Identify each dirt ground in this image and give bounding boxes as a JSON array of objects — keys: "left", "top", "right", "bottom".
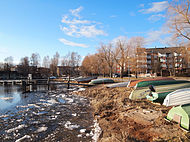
[{"left": 76, "top": 85, "right": 190, "bottom": 142}]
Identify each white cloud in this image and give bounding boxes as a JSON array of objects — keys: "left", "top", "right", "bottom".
[
  {"left": 111, "top": 36, "right": 128, "bottom": 46},
  {"left": 69, "top": 6, "right": 83, "bottom": 18},
  {"left": 61, "top": 6, "right": 107, "bottom": 38},
  {"left": 148, "top": 14, "right": 165, "bottom": 22},
  {"left": 59, "top": 38, "right": 88, "bottom": 48},
  {"left": 145, "top": 28, "right": 177, "bottom": 46},
  {"left": 140, "top": 1, "right": 169, "bottom": 14}
]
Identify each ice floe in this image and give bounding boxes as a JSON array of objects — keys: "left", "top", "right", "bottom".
[
  {"left": 6, "top": 124, "right": 27, "bottom": 133},
  {"left": 35, "top": 126, "right": 48, "bottom": 133},
  {"left": 15, "top": 135, "right": 31, "bottom": 142},
  {"left": 0, "top": 97, "right": 13, "bottom": 100},
  {"left": 64, "top": 121, "right": 80, "bottom": 130}
]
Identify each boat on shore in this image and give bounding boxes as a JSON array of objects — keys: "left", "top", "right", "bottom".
[
  {"left": 167, "top": 104, "right": 190, "bottom": 130},
  {"left": 163, "top": 88, "right": 190, "bottom": 106},
  {"left": 89, "top": 78, "right": 114, "bottom": 85},
  {"left": 106, "top": 81, "right": 129, "bottom": 88},
  {"left": 74, "top": 76, "right": 98, "bottom": 83},
  {"left": 128, "top": 77, "right": 174, "bottom": 88},
  {"left": 129, "top": 82, "right": 190, "bottom": 100},
  {"left": 136, "top": 80, "right": 189, "bottom": 88}
]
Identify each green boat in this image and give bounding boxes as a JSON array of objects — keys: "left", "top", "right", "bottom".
[
  {"left": 136, "top": 80, "right": 190, "bottom": 88},
  {"left": 89, "top": 78, "right": 114, "bottom": 84},
  {"left": 129, "top": 82, "right": 190, "bottom": 100},
  {"left": 146, "top": 91, "right": 173, "bottom": 104},
  {"left": 167, "top": 104, "right": 190, "bottom": 130}
]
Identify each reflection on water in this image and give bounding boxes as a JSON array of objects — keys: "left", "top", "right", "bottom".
[
  {"left": 0, "top": 84, "right": 58, "bottom": 111},
  {"left": 0, "top": 85, "right": 22, "bottom": 110}
]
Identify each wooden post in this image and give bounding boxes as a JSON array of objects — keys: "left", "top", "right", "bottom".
[
  {"left": 67, "top": 75, "right": 70, "bottom": 89},
  {"left": 47, "top": 77, "right": 50, "bottom": 90}
]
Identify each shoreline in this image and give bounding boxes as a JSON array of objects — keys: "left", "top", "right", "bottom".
[{"left": 76, "top": 85, "right": 190, "bottom": 142}]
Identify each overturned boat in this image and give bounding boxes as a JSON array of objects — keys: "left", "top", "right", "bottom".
[
  {"left": 106, "top": 81, "right": 129, "bottom": 88},
  {"left": 129, "top": 81, "right": 190, "bottom": 100},
  {"left": 89, "top": 78, "right": 114, "bottom": 85},
  {"left": 163, "top": 88, "right": 190, "bottom": 107},
  {"left": 167, "top": 104, "right": 190, "bottom": 130},
  {"left": 128, "top": 77, "right": 174, "bottom": 88},
  {"left": 75, "top": 76, "right": 98, "bottom": 83}
]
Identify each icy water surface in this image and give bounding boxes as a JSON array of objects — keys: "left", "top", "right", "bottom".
[{"left": 0, "top": 85, "right": 96, "bottom": 142}]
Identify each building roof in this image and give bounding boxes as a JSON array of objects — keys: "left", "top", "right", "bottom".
[{"left": 146, "top": 47, "right": 184, "bottom": 54}]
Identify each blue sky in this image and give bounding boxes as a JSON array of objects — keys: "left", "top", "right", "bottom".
[{"left": 0, "top": 0, "right": 171, "bottom": 64}]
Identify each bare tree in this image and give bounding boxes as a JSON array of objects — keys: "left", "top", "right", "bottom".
[
  {"left": 43, "top": 56, "right": 50, "bottom": 68},
  {"left": 128, "top": 37, "right": 146, "bottom": 76},
  {"left": 97, "top": 43, "right": 115, "bottom": 77},
  {"left": 4, "top": 56, "right": 13, "bottom": 71},
  {"left": 113, "top": 39, "right": 129, "bottom": 78},
  {"left": 50, "top": 52, "right": 60, "bottom": 76},
  {"left": 19, "top": 56, "right": 30, "bottom": 76},
  {"left": 167, "top": 0, "right": 190, "bottom": 44},
  {"left": 4, "top": 56, "right": 14, "bottom": 79},
  {"left": 30, "top": 53, "right": 41, "bottom": 67}
]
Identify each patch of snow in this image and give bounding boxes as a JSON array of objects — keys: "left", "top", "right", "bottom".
[
  {"left": 6, "top": 124, "right": 27, "bottom": 133},
  {"left": 64, "top": 121, "right": 80, "bottom": 130},
  {"left": 92, "top": 119, "right": 102, "bottom": 142},
  {"left": 15, "top": 135, "right": 31, "bottom": 142},
  {"left": 78, "top": 88, "right": 86, "bottom": 92},
  {"left": 35, "top": 126, "right": 48, "bottom": 133}
]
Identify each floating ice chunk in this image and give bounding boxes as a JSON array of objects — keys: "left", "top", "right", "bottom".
[
  {"left": 72, "top": 113, "right": 77, "bottom": 117},
  {"left": 65, "top": 98, "right": 74, "bottom": 103},
  {"left": 77, "top": 134, "right": 82, "bottom": 137},
  {"left": 36, "top": 127, "right": 48, "bottom": 133},
  {"left": 56, "top": 112, "right": 60, "bottom": 115},
  {"left": 80, "top": 129, "right": 86, "bottom": 133},
  {"left": 16, "top": 119, "right": 23, "bottom": 122},
  {"left": 15, "top": 135, "right": 31, "bottom": 142},
  {"left": 64, "top": 121, "right": 80, "bottom": 130},
  {"left": 16, "top": 105, "right": 28, "bottom": 108},
  {"left": 47, "top": 99, "right": 57, "bottom": 104},
  {"left": 6, "top": 124, "right": 27, "bottom": 133},
  {"left": 0, "top": 115, "right": 9, "bottom": 118},
  {"left": 0, "top": 97, "right": 13, "bottom": 100},
  {"left": 28, "top": 104, "right": 40, "bottom": 108}
]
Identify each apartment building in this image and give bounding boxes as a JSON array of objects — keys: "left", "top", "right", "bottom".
[{"left": 137, "top": 47, "right": 189, "bottom": 76}]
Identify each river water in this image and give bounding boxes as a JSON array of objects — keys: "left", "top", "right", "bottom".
[{"left": 0, "top": 85, "right": 97, "bottom": 142}]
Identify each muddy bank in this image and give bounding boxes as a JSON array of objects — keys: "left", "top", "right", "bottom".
[
  {"left": 77, "top": 86, "right": 190, "bottom": 142},
  {"left": 0, "top": 87, "right": 96, "bottom": 142}
]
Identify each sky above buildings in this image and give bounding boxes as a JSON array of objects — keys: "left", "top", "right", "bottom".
[{"left": 0, "top": 0, "right": 171, "bottom": 64}]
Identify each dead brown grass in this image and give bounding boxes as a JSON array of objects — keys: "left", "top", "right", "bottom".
[{"left": 76, "top": 85, "right": 190, "bottom": 142}]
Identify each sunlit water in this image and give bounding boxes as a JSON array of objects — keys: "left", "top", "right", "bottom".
[
  {"left": 0, "top": 85, "right": 95, "bottom": 141},
  {"left": 0, "top": 85, "right": 22, "bottom": 111}
]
